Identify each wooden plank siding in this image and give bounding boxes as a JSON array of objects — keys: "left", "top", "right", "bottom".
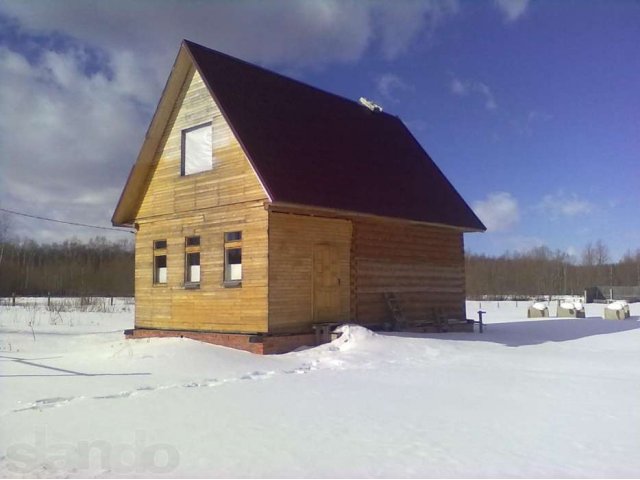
[
  {"left": 132, "top": 65, "right": 269, "bottom": 333},
  {"left": 136, "top": 66, "right": 267, "bottom": 220},
  {"left": 268, "top": 212, "right": 351, "bottom": 334},
  {"left": 351, "top": 218, "right": 467, "bottom": 326},
  {"left": 135, "top": 204, "right": 268, "bottom": 332}
]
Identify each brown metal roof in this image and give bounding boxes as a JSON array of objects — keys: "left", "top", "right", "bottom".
[{"left": 182, "top": 40, "right": 485, "bottom": 231}]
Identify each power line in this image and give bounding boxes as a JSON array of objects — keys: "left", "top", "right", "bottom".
[{"left": 0, "top": 207, "right": 134, "bottom": 234}]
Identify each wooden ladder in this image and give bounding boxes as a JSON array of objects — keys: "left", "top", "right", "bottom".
[{"left": 384, "top": 292, "right": 406, "bottom": 330}]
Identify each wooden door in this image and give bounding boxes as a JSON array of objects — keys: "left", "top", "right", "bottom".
[{"left": 313, "top": 243, "right": 341, "bottom": 323}]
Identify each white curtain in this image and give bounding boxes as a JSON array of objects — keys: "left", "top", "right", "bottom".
[
  {"left": 190, "top": 265, "right": 201, "bottom": 283},
  {"left": 157, "top": 267, "right": 167, "bottom": 284},
  {"left": 228, "top": 264, "right": 242, "bottom": 281},
  {"left": 184, "top": 124, "right": 213, "bottom": 175}
]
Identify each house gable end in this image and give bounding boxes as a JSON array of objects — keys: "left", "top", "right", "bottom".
[
  {"left": 136, "top": 67, "right": 267, "bottom": 220},
  {"left": 112, "top": 45, "right": 269, "bottom": 225}
]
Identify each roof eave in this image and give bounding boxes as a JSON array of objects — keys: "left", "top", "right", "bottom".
[
  {"left": 267, "top": 201, "right": 485, "bottom": 233},
  {"left": 111, "top": 43, "right": 194, "bottom": 226}
]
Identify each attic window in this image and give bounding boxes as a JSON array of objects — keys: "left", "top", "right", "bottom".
[{"left": 181, "top": 122, "right": 213, "bottom": 176}]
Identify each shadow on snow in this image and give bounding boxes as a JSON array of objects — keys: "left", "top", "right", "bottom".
[
  {"left": 386, "top": 317, "right": 640, "bottom": 347},
  {"left": 0, "top": 354, "right": 150, "bottom": 377}
]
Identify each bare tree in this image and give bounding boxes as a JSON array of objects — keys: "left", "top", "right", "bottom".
[
  {"left": 581, "top": 242, "right": 596, "bottom": 266},
  {"left": 593, "top": 239, "right": 610, "bottom": 265},
  {"left": 582, "top": 240, "right": 610, "bottom": 266},
  {"left": 0, "top": 211, "right": 11, "bottom": 268},
  {"left": 0, "top": 212, "right": 9, "bottom": 242}
]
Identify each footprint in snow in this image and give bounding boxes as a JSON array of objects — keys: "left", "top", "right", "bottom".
[
  {"left": 93, "top": 391, "right": 133, "bottom": 400},
  {"left": 183, "top": 381, "right": 202, "bottom": 388},
  {"left": 15, "top": 396, "right": 75, "bottom": 412},
  {"left": 240, "top": 371, "right": 273, "bottom": 380},
  {"left": 183, "top": 378, "right": 220, "bottom": 388},
  {"left": 284, "top": 363, "right": 318, "bottom": 374}
]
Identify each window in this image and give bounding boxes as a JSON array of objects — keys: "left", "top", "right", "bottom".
[
  {"left": 153, "top": 240, "right": 167, "bottom": 285},
  {"left": 224, "top": 231, "right": 242, "bottom": 242},
  {"left": 186, "top": 253, "right": 200, "bottom": 283},
  {"left": 186, "top": 236, "right": 200, "bottom": 247},
  {"left": 181, "top": 122, "right": 213, "bottom": 176},
  {"left": 185, "top": 236, "right": 201, "bottom": 286},
  {"left": 224, "top": 231, "right": 242, "bottom": 285}
]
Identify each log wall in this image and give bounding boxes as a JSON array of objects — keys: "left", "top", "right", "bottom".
[
  {"left": 268, "top": 212, "right": 351, "bottom": 334},
  {"left": 351, "top": 218, "right": 466, "bottom": 326}
]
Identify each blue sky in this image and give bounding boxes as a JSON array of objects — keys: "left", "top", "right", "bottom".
[{"left": 0, "top": 0, "right": 638, "bottom": 260}]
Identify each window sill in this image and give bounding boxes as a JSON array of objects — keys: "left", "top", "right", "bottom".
[
  {"left": 223, "top": 280, "right": 242, "bottom": 288},
  {"left": 179, "top": 165, "right": 216, "bottom": 178},
  {"left": 184, "top": 282, "right": 201, "bottom": 290}
]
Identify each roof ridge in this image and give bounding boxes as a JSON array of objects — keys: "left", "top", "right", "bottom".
[{"left": 182, "top": 39, "right": 397, "bottom": 120}]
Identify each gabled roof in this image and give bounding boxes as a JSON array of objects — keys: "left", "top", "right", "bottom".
[{"left": 113, "top": 40, "right": 485, "bottom": 232}]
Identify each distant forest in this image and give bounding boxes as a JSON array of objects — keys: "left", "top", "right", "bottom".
[
  {"left": 0, "top": 213, "right": 638, "bottom": 298},
  {"left": 0, "top": 207, "right": 134, "bottom": 297},
  {"left": 466, "top": 241, "right": 640, "bottom": 299},
  {"left": 0, "top": 235, "right": 134, "bottom": 297}
]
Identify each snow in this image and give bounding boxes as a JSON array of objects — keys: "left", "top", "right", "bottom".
[
  {"left": 607, "top": 300, "right": 629, "bottom": 311},
  {"left": 531, "top": 301, "right": 547, "bottom": 310},
  {"left": 560, "top": 301, "right": 583, "bottom": 311},
  {"left": 1, "top": 298, "right": 640, "bottom": 478}
]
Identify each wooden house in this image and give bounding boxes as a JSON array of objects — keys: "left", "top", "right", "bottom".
[{"left": 112, "top": 40, "right": 485, "bottom": 354}]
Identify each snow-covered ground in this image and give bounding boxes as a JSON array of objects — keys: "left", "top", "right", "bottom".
[{"left": 1, "top": 298, "right": 639, "bottom": 478}]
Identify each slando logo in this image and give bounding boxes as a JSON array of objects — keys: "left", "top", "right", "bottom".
[{"left": 5, "top": 428, "right": 180, "bottom": 475}]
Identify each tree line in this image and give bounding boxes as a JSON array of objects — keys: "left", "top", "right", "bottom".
[
  {"left": 0, "top": 234, "right": 134, "bottom": 297},
  {"left": 466, "top": 241, "right": 640, "bottom": 299}
]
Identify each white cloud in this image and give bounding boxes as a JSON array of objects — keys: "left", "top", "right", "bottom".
[
  {"left": 0, "top": 45, "right": 146, "bottom": 240},
  {"left": 538, "top": 192, "right": 593, "bottom": 218},
  {"left": 565, "top": 245, "right": 579, "bottom": 261},
  {"left": 450, "top": 78, "right": 467, "bottom": 95},
  {"left": 0, "top": 1, "right": 458, "bottom": 69},
  {"left": 494, "top": 0, "right": 530, "bottom": 22},
  {"left": 512, "top": 110, "right": 553, "bottom": 136},
  {"left": 373, "top": 0, "right": 459, "bottom": 59},
  {"left": 475, "top": 82, "right": 497, "bottom": 110},
  {"left": 527, "top": 110, "right": 552, "bottom": 123},
  {"left": 473, "top": 192, "right": 520, "bottom": 232},
  {"left": 450, "top": 76, "right": 497, "bottom": 110},
  {"left": 505, "top": 235, "right": 545, "bottom": 253},
  {"left": 0, "top": 1, "right": 460, "bottom": 241},
  {"left": 376, "top": 73, "right": 412, "bottom": 102}
]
